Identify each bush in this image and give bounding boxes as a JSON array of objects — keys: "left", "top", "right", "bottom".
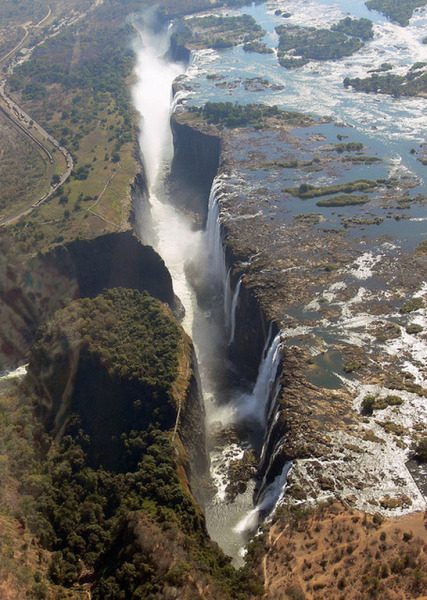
[
  {"left": 414, "top": 437, "right": 427, "bottom": 462},
  {"left": 361, "top": 394, "right": 376, "bottom": 415},
  {"left": 286, "top": 584, "right": 306, "bottom": 600}
]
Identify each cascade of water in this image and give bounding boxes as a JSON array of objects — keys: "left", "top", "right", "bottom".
[
  {"left": 132, "top": 25, "right": 183, "bottom": 193},
  {"left": 132, "top": 25, "right": 201, "bottom": 334},
  {"left": 253, "top": 332, "right": 282, "bottom": 421},
  {"left": 262, "top": 322, "right": 273, "bottom": 361},
  {"left": 265, "top": 377, "right": 282, "bottom": 430},
  {"left": 260, "top": 410, "right": 280, "bottom": 465},
  {"left": 224, "top": 268, "right": 232, "bottom": 330},
  {"left": 235, "top": 331, "right": 282, "bottom": 426},
  {"left": 228, "top": 276, "right": 242, "bottom": 346},
  {"left": 233, "top": 461, "right": 292, "bottom": 534},
  {"left": 257, "top": 439, "right": 285, "bottom": 501},
  {"left": 132, "top": 23, "right": 286, "bottom": 558},
  {"left": 170, "top": 89, "right": 187, "bottom": 113},
  {"left": 205, "top": 178, "right": 227, "bottom": 287}
]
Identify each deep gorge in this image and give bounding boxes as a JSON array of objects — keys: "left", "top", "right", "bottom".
[{"left": 131, "top": 17, "right": 289, "bottom": 559}]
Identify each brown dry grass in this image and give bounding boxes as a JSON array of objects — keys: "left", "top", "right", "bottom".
[{"left": 260, "top": 502, "right": 427, "bottom": 600}]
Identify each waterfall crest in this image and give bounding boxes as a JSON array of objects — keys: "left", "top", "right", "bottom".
[
  {"left": 234, "top": 462, "right": 292, "bottom": 534},
  {"left": 228, "top": 276, "right": 242, "bottom": 346},
  {"left": 236, "top": 331, "right": 282, "bottom": 425},
  {"left": 205, "top": 177, "right": 227, "bottom": 287}
]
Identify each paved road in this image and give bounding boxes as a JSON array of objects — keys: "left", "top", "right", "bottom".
[
  {"left": 0, "top": 24, "right": 30, "bottom": 65},
  {"left": 0, "top": 0, "right": 103, "bottom": 227}
]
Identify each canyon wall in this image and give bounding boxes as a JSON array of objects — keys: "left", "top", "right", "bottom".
[{"left": 170, "top": 115, "right": 221, "bottom": 219}]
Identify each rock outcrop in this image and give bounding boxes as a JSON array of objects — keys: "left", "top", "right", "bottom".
[
  {"left": 27, "top": 288, "right": 206, "bottom": 477},
  {"left": 0, "top": 231, "right": 175, "bottom": 370},
  {"left": 170, "top": 114, "right": 221, "bottom": 219}
]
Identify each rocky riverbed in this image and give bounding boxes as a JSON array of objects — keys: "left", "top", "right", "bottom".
[{"left": 172, "top": 106, "right": 427, "bottom": 517}]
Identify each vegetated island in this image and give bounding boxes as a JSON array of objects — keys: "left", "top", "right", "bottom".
[
  {"left": 276, "top": 17, "right": 373, "bottom": 68},
  {"left": 365, "top": 0, "right": 427, "bottom": 26},
  {"left": 174, "top": 13, "right": 265, "bottom": 50},
  {"left": 344, "top": 62, "right": 427, "bottom": 98},
  {"left": 188, "top": 101, "right": 316, "bottom": 128}
]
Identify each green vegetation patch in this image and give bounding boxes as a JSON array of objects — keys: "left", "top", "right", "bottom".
[
  {"left": 16, "top": 287, "right": 262, "bottom": 598},
  {"left": 276, "top": 21, "right": 366, "bottom": 68},
  {"left": 190, "top": 101, "right": 313, "bottom": 128},
  {"left": 286, "top": 179, "right": 379, "bottom": 198},
  {"left": 332, "top": 142, "right": 364, "bottom": 153},
  {"left": 243, "top": 40, "right": 274, "bottom": 54},
  {"left": 406, "top": 323, "right": 423, "bottom": 334},
  {"left": 32, "top": 288, "right": 182, "bottom": 389},
  {"left": 331, "top": 16, "right": 374, "bottom": 41},
  {"left": 361, "top": 394, "right": 404, "bottom": 415},
  {"left": 400, "top": 297, "right": 424, "bottom": 314},
  {"left": 344, "top": 64, "right": 427, "bottom": 98},
  {"left": 342, "top": 155, "right": 382, "bottom": 164},
  {"left": 178, "top": 13, "right": 264, "bottom": 49},
  {"left": 379, "top": 421, "right": 407, "bottom": 436},
  {"left": 28, "top": 427, "right": 257, "bottom": 598},
  {"left": 316, "top": 194, "right": 369, "bottom": 207},
  {"left": 365, "top": 0, "right": 427, "bottom": 26}
]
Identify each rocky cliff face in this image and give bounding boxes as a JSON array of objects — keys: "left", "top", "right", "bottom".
[
  {"left": 169, "top": 113, "right": 277, "bottom": 382},
  {"left": 43, "top": 231, "right": 175, "bottom": 305},
  {"left": 167, "top": 33, "right": 191, "bottom": 64},
  {"left": 170, "top": 115, "right": 221, "bottom": 219},
  {"left": 228, "top": 269, "right": 279, "bottom": 382}
]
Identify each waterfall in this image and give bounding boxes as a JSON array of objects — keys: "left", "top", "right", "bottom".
[
  {"left": 132, "top": 25, "right": 183, "bottom": 192},
  {"left": 234, "top": 461, "right": 292, "bottom": 534},
  {"left": 253, "top": 332, "right": 282, "bottom": 425},
  {"left": 205, "top": 177, "right": 227, "bottom": 287},
  {"left": 236, "top": 331, "right": 282, "bottom": 425},
  {"left": 260, "top": 409, "right": 280, "bottom": 465},
  {"left": 132, "top": 22, "right": 286, "bottom": 560},
  {"left": 228, "top": 276, "right": 242, "bottom": 346},
  {"left": 224, "top": 268, "right": 232, "bottom": 329},
  {"left": 170, "top": 89, "right": 187, "bottom": 113},
  {"left": 132, "top": 23, "right": 202, "bottom": 335},
  {"left": 262, "top": 322, "right": 273, "bottom": 361}
]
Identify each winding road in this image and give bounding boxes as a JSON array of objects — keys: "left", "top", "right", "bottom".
[
  {"left": 0, "top": 24, "right": 30, "bottom": 66},
  {"left": 0, "top": 0, "right": 103, "bottom": 227}
]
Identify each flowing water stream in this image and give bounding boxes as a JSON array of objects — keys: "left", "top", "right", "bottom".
[{"left": 132, "top": 22, "right": 272, "bottom": 561}]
